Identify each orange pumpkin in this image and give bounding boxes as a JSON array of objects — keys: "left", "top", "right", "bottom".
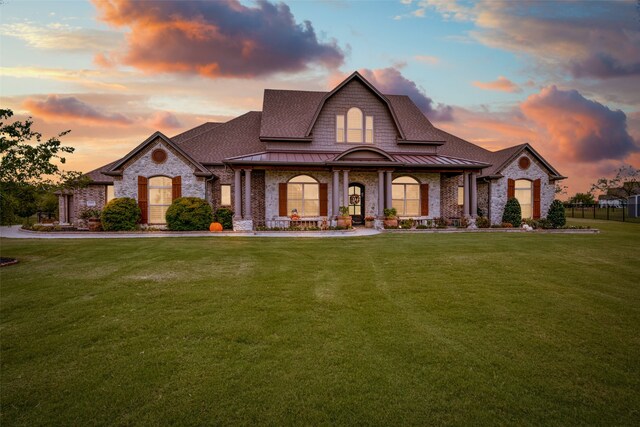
[{"left": 209, "top": 222, "right": 223, "bottom": 232}]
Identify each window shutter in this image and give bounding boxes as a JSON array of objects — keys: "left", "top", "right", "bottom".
[
  {"left": 507, "top": 178, "right": 515, "bottom": 199},
  {"left": 138, "top": 176, "right": 148, "bottom": 224},
  {"left": 533, "top": 178, "right": 541, "bottom": 219},
  {"left": 279, "top": 183, "right": 287, "bottom": 216},
  {"left": 172, "top": 176, "right": 182, "bottom": 200},
  {"left": 319, "top": 183, "right": 328, "bottom": 216},
  {"left": 420, "top": 183, "right": 429, "bottom": 216}
]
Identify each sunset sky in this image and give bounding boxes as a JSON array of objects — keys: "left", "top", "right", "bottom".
[{"left": 2, "top": 0, "right": 639, "bottom": 197}]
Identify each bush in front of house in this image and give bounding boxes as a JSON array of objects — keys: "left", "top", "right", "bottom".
[
  {"left": 502, "top": 198, "right": 521, "bottom": 227},
  {"left": 214, "top": 207, "right": 234, "bottom": 230},
  {"left": 101, "top": 198, "right": 140, "bottom": 231},
  {"left": 476, "top": 216, "right": 490, "bottom": 228},
  {"left": 166, "top": 197, "right": 213, "bottom": 231},
  {"left": 547, "top": 199, "right": 566, "bottom": 228}
]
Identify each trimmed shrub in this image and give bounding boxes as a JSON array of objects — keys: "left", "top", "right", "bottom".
[
  {"left": 502, "top": 198, "right": 521, "bottom": 227},
  {"left": 537, "top": 218, "right": 553, "bottom": 229},
  {"left": 547, "top": 199, "right": 566, "bottom": 228},
  {"left": 214, "top": 207, "right": 234, "bottom": 230},
  {"left": 166, "top": 197, "right": 213, "bottom": 231},
  {"left": 101, "top": 198, "right": 140, "bottom": 231},
  {"left": 476, "top": 216, "right": 490, "bottom": 228}
]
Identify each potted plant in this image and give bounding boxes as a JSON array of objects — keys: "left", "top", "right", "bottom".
[
  {"left": 383, "top": 207, "right": 398, "bottom": 228},
  {"left": 79, "top": 207, "right": 103, "bottom": 231},
  {"left": 364, "top": 215, "right": 375, "bottom": 228},
  {"left": 337, "top": 206, "right": 352, "bottom": 228}
]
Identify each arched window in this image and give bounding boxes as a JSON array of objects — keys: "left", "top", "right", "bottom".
[
  {"left": 148, "top": 176, "right": 172, "bottom": 224},
  {"left": 288, "top": 175, "right": 319, "bottom": 217},
  {"left": 337, "top": 108, "right": 373, "bottom": 143},
  {"left": 515, "top": 179, "right": 533, "bottom": 218},
  {"left": 392, "top": 176, "right": 420, "bottom": 216}
]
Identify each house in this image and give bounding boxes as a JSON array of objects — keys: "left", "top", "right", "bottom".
[{"left": 58, "top": 72, "right": 566, "bottom": 229}]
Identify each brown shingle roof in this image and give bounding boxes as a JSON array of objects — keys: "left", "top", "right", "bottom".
[
  {"left": 178, "top": 111, "right": 266, "bottom": 164},
  {"left": 172, "top": 122, "right": 222, "bottom": 143},
  {"left": 260, "top": 89, "right": 325, "bottom": 139},
  {"left": 84, "top": 161, "right": 117, "bottom": 183},
  {"left": 386, "top": 95, "right": 445, "bottom": 142}
]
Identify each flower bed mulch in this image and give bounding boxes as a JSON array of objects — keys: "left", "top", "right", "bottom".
[{"left": 0, "top": 257, "right": 19, "bottom": 267}]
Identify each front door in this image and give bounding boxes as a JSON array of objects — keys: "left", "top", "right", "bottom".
[{"left": 348, "top": 183, "right": 365, "bottom": 225}]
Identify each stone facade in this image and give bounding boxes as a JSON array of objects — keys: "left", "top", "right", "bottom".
[
  {"left": 440, "top": 174, "right": 463, "bottom": 219},
  {"left": 60, "top": 184, "right": 109, "bottom": 225},
  {"left": 489, "top": 151, "right": 556, "bottom": 224},
  {"left": 115, "top": 138, "right": 206, "bottom": 200}
]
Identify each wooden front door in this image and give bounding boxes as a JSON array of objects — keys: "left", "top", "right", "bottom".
[{"left": 348, "top": 183, "right": 365, "bottom": 225}]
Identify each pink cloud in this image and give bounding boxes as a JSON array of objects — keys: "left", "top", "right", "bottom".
[
  {"left": 149, "top": 111, "right": 182, "bottom": 130},
  {"left": 473, "top": 76, "right": 521, "bottom": 93},
  {"left": 92, "top": 0, "right": 344, "bottom": 78},
  {"left": 22, "top": 95, "right": 133, "bottom": 126}
]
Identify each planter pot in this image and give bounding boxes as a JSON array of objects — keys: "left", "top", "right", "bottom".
[
  {"left": 87, "top": 218, "right": 102, "bottom": 231},
  {"left": 337, "top": 216, "right": 352, "bottom": 228},
  {"left": 365, "top": 220, "right": 374, "bottom": 228},
  {"left": 383, "top": 218, "right": 398, "bottom": 228}
]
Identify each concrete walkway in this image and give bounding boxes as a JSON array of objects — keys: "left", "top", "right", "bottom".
[{"left": 0, "top": 225, "right": 381, "bottom": 239}]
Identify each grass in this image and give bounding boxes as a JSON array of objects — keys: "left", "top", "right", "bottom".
[{"left": 1, "top": 219, "right": 639, "bottom": 425}]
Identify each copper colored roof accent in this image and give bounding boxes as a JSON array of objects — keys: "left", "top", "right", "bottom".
[
  {"left": 178, "top": 111, "right": 266, "bottom": 164},
  {"left": 260, "top": 89, "right": 325, "bottom": 139}
]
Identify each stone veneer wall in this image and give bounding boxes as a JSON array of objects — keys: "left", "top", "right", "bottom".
[
  {"left": 265, "top": 170, "right": 441, "bottom": 220},
  {"left": 440, "top": 174, "right": 463, "bottom": 219},
  {"left": 489, "top": 152, "right": 556, "bottom": 224},
  {"left": 114, "top": 138, "right": 205, "bottom": 201},
  {"left": 477, "top": 182, "right": 489, "bottom": 217},
  {"left": 66, "top": 184, "right": 108, "bottom": 225}
]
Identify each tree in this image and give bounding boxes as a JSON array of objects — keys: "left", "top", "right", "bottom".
[
  {"left": 0, "top": 109, "right": 84, "bottom": 224},
  {"left": 547, "top": 200, "right": 566, "bottom": 228},
  {"left": 590, "top": 165, "right": 640, "bottom": 199},
  {"left": 569, "top": 192, "right": 595, "bottom": 205}
]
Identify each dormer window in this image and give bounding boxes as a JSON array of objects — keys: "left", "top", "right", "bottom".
[{"left": 336, "top": 108, "right": 373, "bottom": 143}]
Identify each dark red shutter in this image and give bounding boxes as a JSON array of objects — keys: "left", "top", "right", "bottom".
[
  {"left": 420, "top": 183, "right": 429, "bottom": 216},
  {"left": 138, "top": 176, "right": 148, "bottom": 224},
  {"left": 533, "top": 178, "right": 541, "bottom": 219},
  {"left": 172, "top": 176, "right": 182, "bottom": 200},
  {"left": 319, "top": 183, "right": 328, "bottom": 216},
  {"left": 279, "top": 183, "right": 287, "bottom": 216},
  {"left": 507, "top": 178, "right": 515, "bottom": 199}
]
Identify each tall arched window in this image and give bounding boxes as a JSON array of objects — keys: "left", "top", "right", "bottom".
[
  {"left": 347, "top": 107, "right": 363, "bottom": 143},
  {"left": 515, "top": 179, "right": 533, "bottom": 218},
  {"left": 392, "top": 176, "right": 420, "bottom": 216},
  {"left": 288, "top": 175, "right": 319, "bottom": 217},
  {"left": 148, "top": 176, "right": 172, "bottom": 224},
  {"left": 337, "top": 108, "right": 373, "bottom": 143}
]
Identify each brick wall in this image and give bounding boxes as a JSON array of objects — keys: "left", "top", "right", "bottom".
[
  {"left": 70, "top": 184, "right": 108, "bottom": 226},
  {"left": 440, "top": 174, "right": 463, "bottom": 219}
]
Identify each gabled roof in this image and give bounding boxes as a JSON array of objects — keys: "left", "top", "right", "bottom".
[
  {"left": 386, "top": 95, "right": 445, "bottom": 143},
  {"left": 107, "top": 131, "right": 212, "bottom": 176},
  {"left": 489, "top": 143, "right": 564, "bottom": 178},
  {"left": 173, "top": 122, "right": 222, "bottom": 143},
  {"left": 260, "top": 89, "right": 325, "bottom": 140},
  {"left": 83, "top": 161, "right": 118, "bottom": 184}
]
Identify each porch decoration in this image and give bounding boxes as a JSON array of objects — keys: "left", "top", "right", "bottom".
[
  {"left": 209, "top": 222, "right": 223, "bottom": 232},
  {"left": 337, "top": 206, "right": 352, "bottom": 228},
  {"left": 383, "top": 207, "right": 398, "bottom": 228},
  {"left": 364, "top": 215, "right": 375, "bottom": 228},
  {"left": 290, "top": 208, "right": 300, "bottom": 221}
]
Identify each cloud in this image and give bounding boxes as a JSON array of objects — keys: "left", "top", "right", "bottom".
[
  {"left": 1, "top": 66, "right": 128, "bottom": 91},
  {"left": 149, "top": 111, "right": 182, "bottom": 130},
  {"left": 0, "top": 21, "right": 122, "bottom": 52},
  {"left": 92, "top": 0, "right": 344, "bottom": 78},
  {"left": 521, "top": 86, "right": 638, "bottom": 162},
  {"left": 356, "top": 67, "right": 454, "bottom": 121},
  {"left": 414, "top": 55, "right": 440, "bottom": 65},
  {"left": 22, "top": 95, "right": 133, "bottom": 126},
  {"left": 473, "top": 76, "right": 521, "bottom": 93}
]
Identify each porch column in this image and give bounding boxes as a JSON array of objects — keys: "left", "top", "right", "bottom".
[
  {"left": 385, "top": 171, "right": 393, "bottom": 209},
  {"left": 234, "top": 169, "right": 242, "bottom": 218},
  {"left": 332, "top": 170, "right": 340, "bottom": 217},
  {"left": 463, "top": 171, "right": 470, "bottom": 217},
  {"left": 342, "top": 170, "right": 349, "bottom": 208},
  {"left": 244, "top": 169, "right": 252, "bottom": 219},
  {"left": 59, "top": 195, "right": 67, "bottom": 224},
  {"left": 470, "top": 171, "right": 478, "bottom": 218},
  {"left": 377, "top": 170, "right": 385, "bottom": 216}
]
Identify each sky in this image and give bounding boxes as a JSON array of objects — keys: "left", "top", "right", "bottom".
[{"left": 1, "top": 0, "right": 639, "bottom": 198}]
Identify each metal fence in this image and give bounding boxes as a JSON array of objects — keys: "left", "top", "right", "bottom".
[{"left": 565, "top": 202, "right": 640, "bottom": 223}]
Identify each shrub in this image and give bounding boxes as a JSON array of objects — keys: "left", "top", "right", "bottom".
[
  {"left": 502, "top": 198, "right": 521, "bottom": 227},
  {"left": 214, "top": 207, "right": 234, "bottom": 230},
  {"left": 399, "top": 219, "right": 413, "bottom": 229},
  {"left": 537, "top": 218, "right": 553, "bottom": 229},
  {"left": 522, "top": 218, "right": 539, "bottom": 229},
  {"left": 435, "top": 217, "right": 448, "bottom": 228},
  {"left": 476, "top": 216, "right": 490, "bottom": 228},
  {"left": 458, "top": 217, "right": 469, "bottom": 228},
  {"left": 501, "top": 222, "right": 514, "bottom": 228},
  {"left": 101, "top": 198, "right": 140, "bottom": 231},
  {"left": 166, "top": 197, "right": 213, "bottom": 231},
  {"left": 416, "top": 224, "right": 428, "bottom": 229},
  {"left": 79, "top": 207, "right": 102, "bottom": 220},
  {"left": 383, "top": 207, "right": 397, "bottom": 219},
  {"left": 547, "top": 199, "right": 566, "bottom": 228}
]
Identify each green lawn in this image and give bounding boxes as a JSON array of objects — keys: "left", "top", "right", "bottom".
[{"left": 1, "top": 219, "right": 639, "bottom": 426}]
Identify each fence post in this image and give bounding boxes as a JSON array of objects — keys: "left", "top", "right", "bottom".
[
  {"left": 593, "top": 204, "right": 596, "bottom": 219},
  {"left": 572, "top": 205, "right": 574, "bottom": 218},
  {"left": 623, "top": 204, "right": 625, "bottom": 222},
  {"left": 582, "top": 205, "right": 584, "bottom": 218}
]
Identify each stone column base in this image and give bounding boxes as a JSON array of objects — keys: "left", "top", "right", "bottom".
[
  {"left": 374, "top": 219, "right": 385, "bottom": 230},
  {"left": 233, "top": 219, "right": 254, "bottom": 231}
]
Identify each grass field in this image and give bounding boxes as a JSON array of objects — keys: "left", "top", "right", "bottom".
[{"left": 1, "top": 219, "right": 639, "bottom": 425}]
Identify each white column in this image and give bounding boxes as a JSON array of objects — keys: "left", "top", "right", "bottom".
[
  {"left": 385, "top": 171, "right": 393, "bottom": 209},
  {"left": 332, "top": 170, "right": 340, "bottom": 217},
  {"left": 234, "top": 169, "right": 242, "bottom": 218},
  {"left": 470, "top": 172, "right": 478, "bottom": 218},
  {"left": 342, "top": 170, "right": 349, "bottom": 208},
  {"left": 463, "top": 171, "right": 470, "bottom": 217},
  {"left": 244, "top": 169, "right": 252, "bottom": 219},
  {"left": 378, "top": 170, "right": 385, "bottom": 216},
  {"left": 59, "top": 195, "right": 67, "bottom": 224}
]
